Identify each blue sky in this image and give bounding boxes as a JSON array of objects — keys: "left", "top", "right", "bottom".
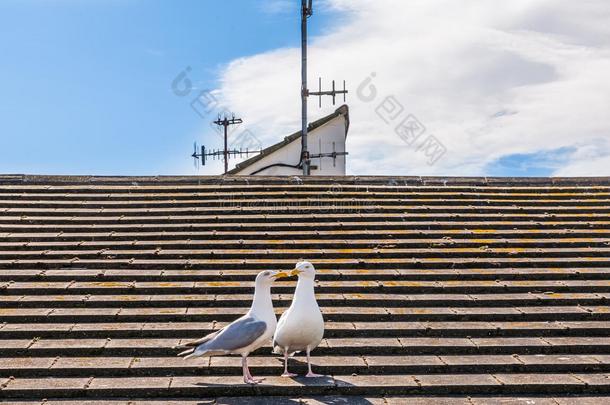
[
  {"left": 1, "top": 0, "right": 609, "bottom": 177},
  {"left": 0, "top": 0, "right": 334, "bottom": 175}
]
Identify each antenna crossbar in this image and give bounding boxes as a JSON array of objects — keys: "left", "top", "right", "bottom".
[
  {"left": 308, "top": 78, "right": 348, "bottom": 108},
  {"left": 310, "top": 140, "right": 348, "bottom": 169}
]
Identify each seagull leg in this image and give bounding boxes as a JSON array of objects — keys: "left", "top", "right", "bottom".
[
  {"left": 242, "top": 355, "right": 264, "bottom": 384},
  {"left": 281, "top": 348, "right": 297, "bottom": 377},
  {"left": 305, "top": 346, "right": 323, "bottom": 378}
]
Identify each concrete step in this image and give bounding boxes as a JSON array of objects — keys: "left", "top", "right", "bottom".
[
  {"left": 2, "top": 396, "right": 609, "bottom": 405},
  {"left": 4, "top": 205, "right": 610, "bottom": 216},
  {"left": 1, "top": 354, "right": 610, "bottom": 378},
  {"left": 3, "top": 247, "right": 610, "bottom": 262},
  {"left": 1, "top": 373, "right": 609, "bottom": 398},
  {"left": 2, "top": 337, "right": 610, "bottom": 357},
  {"left": 1, "top": 212, "right": 609, "bottom": 225},
  {"left": 1, "top": 305, "right": 607, "bottom": 323},
  {"left": 3, "top": 228, "right": 610, "bottom": 242},
  {"left": 3, "top": 258, "right": 610, "bottom": 271},
  {"left": 4, "top": 198, "right": 610, "bottom": 209},
  {"left": 2, "top": 222, "right": 610, "bottom": 235},
  {"left": 2, "top": 185, "right": 610, "bottom": 196},
  {"left": 3, "top": 267, "right": 610, "bottom": 282},
  {"left": 2, "top": 279, "right": 609, "bottom": 296},
  {"left": 3, "top": 237, "right": 610, "bottom": 251},
  {"left": 1, "top": 180, "right": 609, "bottom": 191},
  {"left": 1, "top": 292, "right": 607, "bottom": 309},
  {"left": 2, "top": 320, "right": 609, "bottom": 339}
]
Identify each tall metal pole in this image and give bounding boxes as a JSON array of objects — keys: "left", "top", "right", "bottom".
[
  {"left": 223, "top": 118, "right": 228, "bottom": 174},
  {"left": 301, "top": 0, "right": 311, "bottom": 176}
]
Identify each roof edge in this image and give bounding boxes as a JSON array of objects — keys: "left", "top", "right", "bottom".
[{"left": 2, "top": 174, "right": 610, "bottom": 186}]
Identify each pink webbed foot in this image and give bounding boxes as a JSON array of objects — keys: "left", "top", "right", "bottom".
[
  {"left": 305, "top": 372, "right": 324, "bottom": 378},
  {"left": 244, "top": 377, "right": 265, "bottom": 384},
  {"left": 281, "top": 372, "right": 298, "bottom": 378}
]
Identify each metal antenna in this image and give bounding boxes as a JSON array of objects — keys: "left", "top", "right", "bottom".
[
  {"left": 308, "top": 141, "right": 347, "bottom": 169},
  {"left": 214, "top": 114, "right": 242, "bottom": 173},
  {"left": 191, "top": 113, "right": 263, "bottom": 174},
  {"left": 300, "top": 0, "right": 348, "bottom": 176},
  {"left": 310, "top": 79, "right": 347, "bottom": 107},
  {"left": 192, "top": 142, "right": 200, "bottom": 170}
]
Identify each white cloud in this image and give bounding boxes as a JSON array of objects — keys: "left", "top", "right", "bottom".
[
  {"left": 554, "top": 138, "right": 610, "bottom": 176},
  {"left": 214, "top": 0, "right": 610, "bottom": 176}
]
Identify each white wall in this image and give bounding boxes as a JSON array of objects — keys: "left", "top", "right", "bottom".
[{"left": 233, "top": 114, "right": 347, "bottom": 176}]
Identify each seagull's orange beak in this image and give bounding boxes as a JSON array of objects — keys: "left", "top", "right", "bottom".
[
  {"left": 272, "top": 271, "right": 290, "bottom": 279},
  {"left": 290, "top": 268, "right": 302, "bottom": 277}
]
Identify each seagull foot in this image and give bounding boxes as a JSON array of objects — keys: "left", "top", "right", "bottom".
[
  {"left": 305, "top": 372, "right": 324, "bottom": 378},
  {"left": 281, "top": 372, "right": 298, "bottom": 378},
  {"left": 244, "top": 377, "right": 262, "bottom": 385}
]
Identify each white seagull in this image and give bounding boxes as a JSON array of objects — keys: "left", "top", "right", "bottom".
[
  {"left": 176, "top": 269, "right": 289, "bottom": 384},
  {"left": 273, "top": 261, "right": 324, "bottom": 377}
]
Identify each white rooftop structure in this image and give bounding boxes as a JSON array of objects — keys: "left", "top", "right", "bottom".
[{"left": 228, "top": 105, "right": 349, "bottom": 176}]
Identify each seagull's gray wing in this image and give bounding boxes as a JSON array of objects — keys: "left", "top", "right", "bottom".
[{"left": 197, "top": 316, "right": 267, "bottom": 353}]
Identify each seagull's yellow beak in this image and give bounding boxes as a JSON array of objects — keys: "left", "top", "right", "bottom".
[
  {"left": 290, "top": 268, "right": 302, "bottom": 277},
  {"left": 272, "top": 271, "right": 290, "bottom": 279}
]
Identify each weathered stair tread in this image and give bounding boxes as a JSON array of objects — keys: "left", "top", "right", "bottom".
[
  {"left": 4, "top": 258, "right": 610, "bottom": 273},
  {"left": 2, "top": 306, "right": 609, "bottom": 327},
  {"left": 3, "top": 237, "right": 610, "bottom": 251},
  {"left": 4, "top": 321, "right": 610, "bottom": 341},
  {"left": 3, "top": 267, "right": 610, "bottom": 284},
  {"left": 3, "top": 336, "right": 610, "bottom": 357},
  {"left": 2, "top": 373, "right": 610, "bottom": 398},
  {"left": 4, "top": 398, "right": 610, "bottom": 405},
  {"left": 5, "top": 206, "right": 610, "bottom": 219},
  {"left": 5, "top": 248, "right": 610, "bottom": 261},
  {"left": 1, "top": 305, "right": 606, "bottom": 317},
  {"left": 0, "top": 397, "right": 386, "bottom": 405},
  {"left": 3, "top": 267, "right": 610, "bottom": 277},
  {"left": 1, "top": 293, "right": 607, "bottom": 309},
  {"left": 3, "top": 219, "right": 610, "bottom": 231},
  {"left": 3, "top": 278, "right": 610, "bottom": 292},
  {"left": 3, "top": 228, "right": 610, "bottom": 241},
  {"left": 2, "top": 214, "right": 610, "bottom": 227},
  {"left": 4, "top": 195, "right": 610, "bottom": 204},
  {"left": 2, "top": 181, "right": 609, "bottom": 190},
  {"left": 2, "top": 354, "right": 610, "bottom": 378}
]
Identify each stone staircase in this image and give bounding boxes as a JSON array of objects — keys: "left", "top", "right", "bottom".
[{"left": 0, "top": 175, "right": 609, "bottom": 403}]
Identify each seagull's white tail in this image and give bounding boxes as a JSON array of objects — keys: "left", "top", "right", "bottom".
[
  {"left": 183, "top": 352, "right": 199, "bottom": 360},
  {"left": 179, "top": 347, "right": 224, "bottom": 360},
  {"left": 178, "top": 347, "right": 196, "bottom": 358}
]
